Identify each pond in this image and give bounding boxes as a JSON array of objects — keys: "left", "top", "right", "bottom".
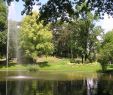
[{"left": 0, "top": 71, "right": 113, "bottom": 95}]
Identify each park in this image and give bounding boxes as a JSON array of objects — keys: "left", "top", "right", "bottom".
[{"left": 0, "top": 0, "right": 113, "bottom": 95}]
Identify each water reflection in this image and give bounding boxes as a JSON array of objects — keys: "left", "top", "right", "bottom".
[
  {"left": 87, "top": 78, "right": 97, "bottom": 95},
  {"left": 0, "top": 74, "right": 113, "bottom": 95}
]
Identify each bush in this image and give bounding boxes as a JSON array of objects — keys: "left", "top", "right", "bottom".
[
  {"left": 98, "top": 56, "right": 108, "bottom": 71},
  {"left": 27, "top": 65, "right": 39, "bottom": 72},
  {"left": 70, "top": 58, "right": 81, "bottom": 64}
]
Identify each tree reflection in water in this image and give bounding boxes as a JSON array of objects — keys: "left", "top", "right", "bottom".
[{"left": 0, "top": 74, "right": 113, "bottom": 95}]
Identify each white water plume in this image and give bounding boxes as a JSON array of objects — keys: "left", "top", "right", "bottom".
[{"left": 7, "top": 1, "right": 21, "bottom": 65}]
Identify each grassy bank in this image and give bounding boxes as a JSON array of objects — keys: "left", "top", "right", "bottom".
[{"left": 0, "top": 57, "right": 102, "bottom": 72}]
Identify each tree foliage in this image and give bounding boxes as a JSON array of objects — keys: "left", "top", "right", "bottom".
[
  {"left": 75, "top": 0, "right": 113, "bottom": 18},
  {"left": 51, "top": 13, "right": 102, "bottom": 63},
  {"left": 0, "top": 0, "right": 7, "bottom": 57},
  {"left": 19, "top": 12, "right": 54, "bottom": 61},
  {"left": 0, "top": 31, "right": 7, "bottom": 57},
  {"left": 98, "top": 31, "right": 113, "bottom": 71},
  {"left": 0, "top": 0, "right": 7, "bottom": 32},
  {"left": 6, "top": 0, "right": 113, "bottom": 22},
  {"left": 39, "top": 0, "right": 74, "bottom": 23}
]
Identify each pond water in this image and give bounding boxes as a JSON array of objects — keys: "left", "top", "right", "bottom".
[{"left": 0, "top": 71, "right": 113, "bottom": 95}]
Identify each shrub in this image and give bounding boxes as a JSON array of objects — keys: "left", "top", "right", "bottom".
[
  {"left": 27, "top": 65, "right": 39, "bottom": 72},
  {"left": 98, "top": 55, "right": 108, "bottom": 71},
  {"left": 70, "top": 58, "right": 81, "bottom": 64}
]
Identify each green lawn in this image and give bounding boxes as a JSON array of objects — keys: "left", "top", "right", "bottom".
[
  {"left": 40, "top": 63, "right": 101, "bottom": 72},
  {"left": 0, "top": 57, "right": 102, "bottom": 72}
]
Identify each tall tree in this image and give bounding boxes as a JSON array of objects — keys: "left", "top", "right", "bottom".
[
  {"left": 98, "top": 30, "right": 113, "bottom": 71},
  {"left": 19, "top": 12, "right": 54, "bottom": 62},
  {"left": 70, "top": 13, "right": 101, "bottom": 63},
  {"left": 51, "top": 13, "right": 102, "bottom": 63},
  {"left": 0, "top": 0, "right": 7, "bottom": 57}
]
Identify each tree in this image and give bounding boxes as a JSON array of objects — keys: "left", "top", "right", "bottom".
[
  {"left": 98, "top": 31, "right": 113, "bottom": 71},
  {"left": 75, "top": 0, "right": 113, "bottom": 18},
  {"left": 69, "top": 13, "right": 102, "bottom": 63},
  {"left": 0, "top": 31, "right": 7, "bottom": 57},
  {"left": 40, "top": 0, "right": 113, "bottom": 21},
  {"left": 0, "top": 0, "right": 7, "bottom": 32},
  {"left": 6, "top": 0, "right": 113, "bottom": 22},
  {"left": 51, "top": 13, "right": 102, "bottom": 63},
  {"left": 0, "top": 0, "right": 7, "bottom": 57},
  {"left": 39, "top": 0, "right": 74, "bottom": 24},
  {"left": 19, "top": 12, "right": 54, "bottom": 62},
  {"left": 87, "top": 26, "right": 103, "bottom": 62}
]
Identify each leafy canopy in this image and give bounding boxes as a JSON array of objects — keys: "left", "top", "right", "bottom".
[
  {"left": 98, "top": 31, "right": 113, "bottom": 71},
  {"left": 19, "top": 12, "right": 54, "bottom": 60},
  {"left": 0, "top": 0, "right": 7, "bottom": 56},
  {"left": 6, "top": 0, "right": 113, "bottom": 22},
  {"left": 0, "top": 0, "right": 7, "bottom": 32}
]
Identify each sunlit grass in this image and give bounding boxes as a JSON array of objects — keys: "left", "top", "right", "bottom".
[
  {"left": 40, "top": 62, "right": 101, "bottom": 72},
  {"left": 0, "top": 56, "right": 102, "bottom": 72}
]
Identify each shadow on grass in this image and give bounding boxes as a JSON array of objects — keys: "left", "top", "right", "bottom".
[
  {"left": 97, "top": 69, "right": 113, "bottom": 74},
  {"left": 0, "top": 60, "right": 50, "bottom": 68},
  {"left": 0, "top": 60, "right": 7, "bottom": 68},
  {"left": 0, "top": 61, "right": 18, "bottom": 68},
  {"left": 37, "top": 61, "right": 50, "bottom": 67}
]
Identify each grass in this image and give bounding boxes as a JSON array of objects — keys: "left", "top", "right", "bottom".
[
  {"left": 0, "top": 56, "right": 102, "bottom": 72},
  {"left": 36, "top": 56, "right": 101, "bottom": 72},
  {"left": 40, "top": 62, "right": 101, "bottom": 72}
]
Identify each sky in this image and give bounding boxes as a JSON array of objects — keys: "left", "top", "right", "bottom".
[
  {"left": 8, "top": 0, "right": 113, "bottom": 33},
  {"left": 96, "top": 14, "right": 113, "bottom": 33},
  {"left": 8, "top": 0, "right": 47, "bottom": 21}
]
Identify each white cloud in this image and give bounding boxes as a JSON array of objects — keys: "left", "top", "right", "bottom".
[{"left": 97, "top": 14, "right": 113, "bottom": 33}]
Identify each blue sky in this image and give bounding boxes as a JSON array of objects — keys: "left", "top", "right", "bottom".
[
  {"left": 8, "top": 0, "right": 113, "bottom": 33},
  {"left": 8, "top": 0, "right": 47, "bottom": 21},
  {"left": 8, "top": 0, "right": 24, "bottom": 21}
]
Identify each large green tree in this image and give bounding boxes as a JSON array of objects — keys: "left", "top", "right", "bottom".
[
  {"left": 76, "top": 13, "right": 101, "bottom": 62},
  {"left": 0, "top": 0, "right": 7, "bottom": 57},
  {"left": 19, "top": 12, "right": 54, "bottom": 62},
  {"left": 98, "top": 31, "right": 113, "bottom": 71},
  {"left": 51, "top": 12, "right": 102, "bottom": 63}
]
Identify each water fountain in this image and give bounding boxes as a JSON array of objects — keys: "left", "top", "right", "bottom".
[
  {"left": 6, "top": 1, "right": 29, "bottom": 81},
  {"left": 7, "top": 2, "right": 18, "bottom": 66}
]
